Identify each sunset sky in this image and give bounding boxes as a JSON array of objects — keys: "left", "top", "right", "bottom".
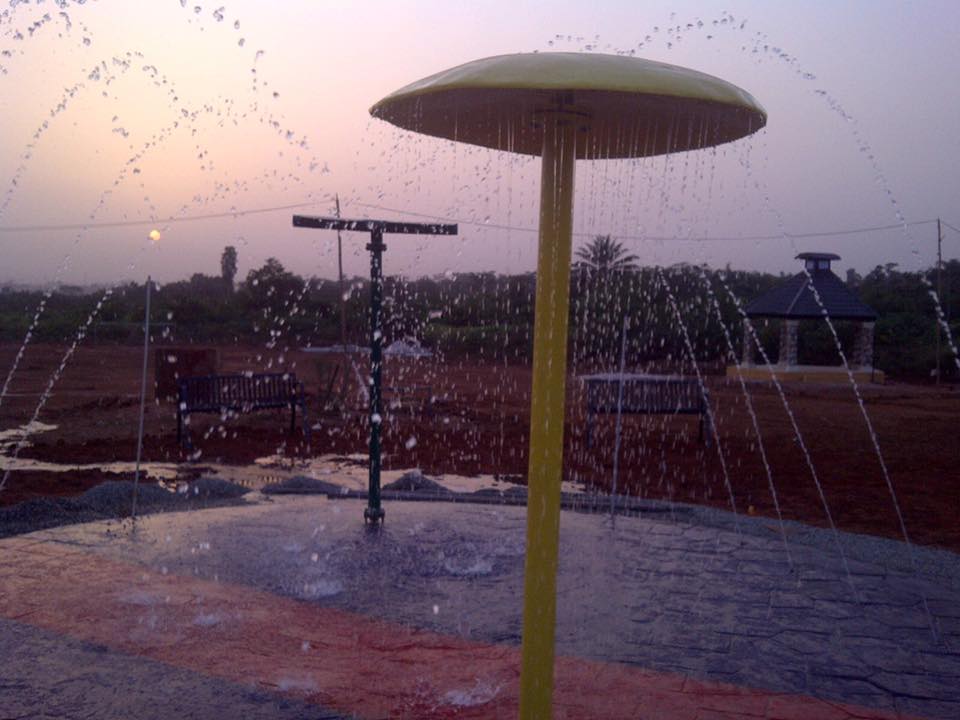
[{"left": 0, "top": 0, "right": 958, "bottom": 286}]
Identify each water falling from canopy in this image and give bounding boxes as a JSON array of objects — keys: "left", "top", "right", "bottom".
[{"left": 371, "top": 51, "right": 768, "bottom": 720}]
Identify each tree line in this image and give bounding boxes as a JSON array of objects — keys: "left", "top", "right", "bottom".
[{"left": 0, "top": 242, "right": 956, "bottom": 381}]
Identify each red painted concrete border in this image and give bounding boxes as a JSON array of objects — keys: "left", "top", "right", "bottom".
[{"left": 0, "top": 536, "right": 917, "bottom": 719}]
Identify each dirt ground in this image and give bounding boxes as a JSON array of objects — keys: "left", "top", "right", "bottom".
[{"left": 1, "top": 342, "right": 958, "bottom": 552}]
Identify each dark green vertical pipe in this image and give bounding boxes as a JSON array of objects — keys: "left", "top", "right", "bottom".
[{"left": 365, "top": 228, "right": 386, "bottom": 525}]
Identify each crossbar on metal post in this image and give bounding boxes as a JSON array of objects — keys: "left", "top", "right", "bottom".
[{"left": 292, "top": 214, "right": 456, "bottom": 525}]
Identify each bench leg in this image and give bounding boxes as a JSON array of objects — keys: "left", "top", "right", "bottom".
[
  {"left": 180, "top": 412, "right": 192, "bottom": 451},
  {"left": 301, "top": 401, "right": 311, "bottom": 447},
  {"left": 178, "top": 411, "right": 191, "bottom": 450}
]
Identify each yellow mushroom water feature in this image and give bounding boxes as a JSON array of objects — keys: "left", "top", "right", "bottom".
[{"left": 370, "top": 52, "right": 766, "bottom": 719}]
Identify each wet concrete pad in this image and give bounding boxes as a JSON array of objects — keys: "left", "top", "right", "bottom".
[{"left": 1, "top": 497, "right": 957, "bottom": 718}]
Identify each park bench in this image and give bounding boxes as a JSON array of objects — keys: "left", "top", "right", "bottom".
[
  {"left": 177, "top": 373, "right": 309, "bottom": 448},
  {"left": 580, "top": 373, "right": 712, "bottom": 448}
]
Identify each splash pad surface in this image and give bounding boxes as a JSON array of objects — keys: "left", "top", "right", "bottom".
[{"left": 2, "top": 496, "right": 957, "bottom": 719}]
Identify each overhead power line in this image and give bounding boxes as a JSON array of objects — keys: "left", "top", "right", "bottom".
[
  {"left": 0, "top": 200, "right": 327, "bottom": 233},
  {"left": 350, "top": 201, "right": 948, "bottom": 243},
  {"left": 0, "top": 194, "right": 954, "bottom": 244}
]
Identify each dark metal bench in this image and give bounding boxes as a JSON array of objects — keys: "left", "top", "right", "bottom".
[
  {"left": 581, "top": 373, "right": 712, "bottom": 448},
  {"left": 177, "top": 373, "right": 309, "bottom": 447}
]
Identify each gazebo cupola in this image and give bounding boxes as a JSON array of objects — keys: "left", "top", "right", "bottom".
[
  {"left": 800, "top": 251, "right": 839, "bottom": 273},
  {"left": 741, "top": 252, "right": 878, "bottom": 370}
]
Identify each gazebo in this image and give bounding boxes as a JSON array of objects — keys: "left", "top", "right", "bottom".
[{"left": 733, "top": 252, "right": 883, "bottom": 383}]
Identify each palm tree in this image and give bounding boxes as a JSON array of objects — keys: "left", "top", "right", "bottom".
[
  {"left": 573, "top": 236, "right": 638, "bottom": 367},
  {"left": 574, "top": 235, "right": 638, "bottom": 273}
]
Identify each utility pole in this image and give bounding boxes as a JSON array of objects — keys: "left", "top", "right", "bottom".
[
  {"left": 131, "top": 276, "right": 152, "bottom": 522},
  {"left": 936, "top": 218, "right": 943, "bottom": 385},
  {"left": 335, "top": 195, "right": 347, "bottom": 349}
]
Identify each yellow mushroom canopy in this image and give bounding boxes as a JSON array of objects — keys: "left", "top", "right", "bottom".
[{"left": 370, "top": 52, "right": 766, "bottom": 160}]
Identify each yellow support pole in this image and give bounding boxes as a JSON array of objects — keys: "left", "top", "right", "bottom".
[{"left": 519, "top": 112, "right": 577, "bottom": 720}]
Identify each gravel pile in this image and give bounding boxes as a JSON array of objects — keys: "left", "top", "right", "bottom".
[
  {"left": 382, "top": 470, "right": 450, "bottom": 494},
  {"left": 0, "top": 478, "right": 250, "bottom": 539},
  {"left": 188, "top": 476, "right": 251, "bottom": 499},
  {"left": 81, "top": 481, "right": 182, "bottom": 516}
]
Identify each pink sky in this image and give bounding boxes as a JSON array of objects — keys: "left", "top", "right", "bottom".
[{"left": 0, "top": 0, "right": 958, "bottom": 286}]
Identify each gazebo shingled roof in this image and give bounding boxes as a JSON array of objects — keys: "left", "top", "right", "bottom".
[{"left": 745, "top": 253, "right": 877, "bottom": 321}]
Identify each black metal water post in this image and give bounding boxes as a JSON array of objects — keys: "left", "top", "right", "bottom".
[
  {"left": 365, "top": 226, "right": 386, "bottom": 524},
  {"left": 292, "top": 215, "right": 457, "bottom": 525}
]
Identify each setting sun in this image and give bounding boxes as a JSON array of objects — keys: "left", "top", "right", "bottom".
[{"left": 148, "top": 229, "right": 161, "bottom": 242}]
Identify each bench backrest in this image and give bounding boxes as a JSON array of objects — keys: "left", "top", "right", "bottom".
[
  {"left": 586, "top": 377, "right": 704, "bottom": 414},
  {"left": 179, "top": 373, "right": 300, "bottom": 412}
]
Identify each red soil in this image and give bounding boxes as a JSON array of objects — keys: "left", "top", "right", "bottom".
[{"left": 2, "top": 343, "right": 958, "bottom": 551}]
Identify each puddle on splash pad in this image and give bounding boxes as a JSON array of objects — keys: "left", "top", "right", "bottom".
[
  {"left": 248, "top": 452, "right": 585, "bottom": 495},
  {"left": 0, "top": 456, "right": 182, "bottom": 480},
  {"left": 0, "top": 421, "right": 59, "bottom": 441},
  {"left": 0, "top": 421, "right": 59, "bottom": 449},
  {"left": 0, "top": 419, "right": 576, "bottom": 497},
  {"left": 0, "top": 421, "right": 181, "bottom": 480}
]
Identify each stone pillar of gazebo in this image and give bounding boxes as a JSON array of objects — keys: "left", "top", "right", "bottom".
[
  {"left": 741, "top": 318, "right": 756, "bottom": 365},
  {"left": 853, "top": 321, "right": 875, "bottom": 368},
  {"left": 779, "top": 319, "right": 799, "bottom": 366}
]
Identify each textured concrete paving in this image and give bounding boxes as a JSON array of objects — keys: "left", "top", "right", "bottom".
[
  {"left": 1, "top": 495, "right": 958, "bottom": 718},
  {"left": 0, "top": 618, "right": 342, "bottom": 719}
]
